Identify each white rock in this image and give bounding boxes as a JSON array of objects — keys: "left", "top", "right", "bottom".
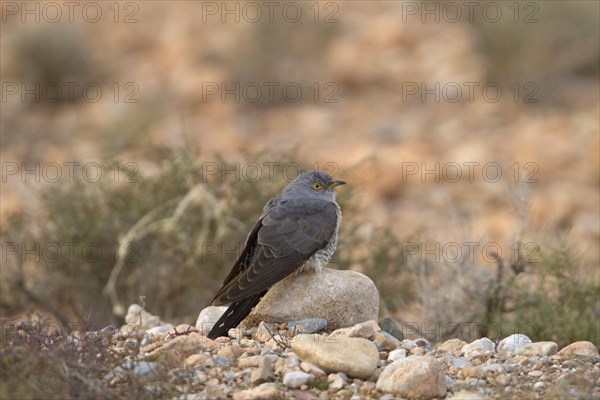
[
  {"left": 448, "top": 390, "right": 492, "bottom": 399},
  {"left": 291, "top": 334, "right": 378, "bottom": 379},
  {"left": 462, "top": 338, "right": 496, "bottom": 357},
  {"left": 195, "top": 306, "right": 228, "bottom": 334},
  {"left": 387, "top": 348, "right": 407, "bottom": 362},
  {"left": 498, "top": 334, "right": 532, "bottom": 353},
  {"left": 283, "top": 371, "right": 315, "bottom": 389},
  {"left": 301, "top": 361, "right": 326, "bottom": 377},
  {"left": 516, "top": 341, "right": 558, "bottom": 356},
  {"left": 327, "top": 373, "right": 345, "bottom": 391},
  {"left": 330, "top": 320, "right": 380, "bottom": 340},
  {"left": 232, "top": 383, "right": 280, "bottom": 400},
  {"left": 245, "top": 268, "right": 379, "bottom": 330},
  {"left": 376, "top": 355, "right": 446, "bottom": 399}
]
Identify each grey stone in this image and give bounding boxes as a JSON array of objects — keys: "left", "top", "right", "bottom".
[
  {"left": 378, "top": 317, "right": 405, "bottom": 341},
  {"left": 105, "top": 360, "right": 163, "bottom": 380},
  {"left": 245, "top": 268, "right": 379, "bottom": 330},
  {"left": 146, "top": 325, "right": 173, "bottom": 335},
  {"left": 283, "top": 371, "right": 315, "bottom": 389},
  {"left": 451, "top": 358, "right": 472, "bottom": 368},
  {"left": 287, "top": 318, "right": 328, "bottom": 334},
  {"left": 482, "top": 363, "right": 513, "bottom": 373},
  {"left": 376, "top": 355, "right": 446, "bottom": 399},
  {"left": 291, "top": 334, "right": 378, "bottom": 379},
  {"left": 414, "top": 338, "right": 432, "bottom": 349}
]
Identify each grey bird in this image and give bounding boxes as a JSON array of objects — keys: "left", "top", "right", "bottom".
[{"left": 207, "top": 170, "right": 346, "bottom": 339}]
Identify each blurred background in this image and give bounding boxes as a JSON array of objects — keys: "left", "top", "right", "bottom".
[{"left": 1, "top": 1, "right": 598, "bottom": 347}]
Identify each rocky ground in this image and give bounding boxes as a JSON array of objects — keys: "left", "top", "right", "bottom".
[
  {"left": 3, "top": 301, "right": 599, "bottom": 399},
  {"left": 43, "top": 304, "right": 595, "bottom": 400}
]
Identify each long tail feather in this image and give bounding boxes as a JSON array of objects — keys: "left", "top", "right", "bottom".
[{"left": 207, "top": 292, "right": 265, "bottom": 339}]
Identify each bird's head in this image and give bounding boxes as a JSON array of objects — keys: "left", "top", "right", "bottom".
[{"left": 282, "top": 170, "right": 346, "bottom": 201}]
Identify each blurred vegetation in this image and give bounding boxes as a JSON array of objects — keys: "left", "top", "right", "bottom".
[
  {"left": 2, "top": 146, "right": 598, "bottom": 351},
  {"left": 511, "top": 245, "right": 600, "bottom": 347},
  {"left": 1, "top": 147, "right": 283, "bottom": 327},
  {"left": 11, "top": 23, "right": 104, "bottom": 104},
  {"left": 416, "top": 237, "right": 599, "bottom": 347},
  {"left": 471, "top": 1, "right": 599, "bottom": 105},
  {"left": 225, "top": 11, "right": 339, "bottom": 108}
]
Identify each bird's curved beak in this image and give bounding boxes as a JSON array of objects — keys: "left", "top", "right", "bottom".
[{"left": 328, "top": 180, "right": 347, "bottom": 189}]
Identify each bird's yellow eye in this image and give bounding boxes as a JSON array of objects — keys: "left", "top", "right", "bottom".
[{"left": 312, "top": 182, "right": 323, "bottom": 190}]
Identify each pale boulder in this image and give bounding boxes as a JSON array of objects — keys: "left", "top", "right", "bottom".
[{"left": 245, "top": 268, "right": 378, "bottom": 330}]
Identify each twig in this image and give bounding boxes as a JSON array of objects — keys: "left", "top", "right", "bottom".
[{"left": 103, "top": 184, "right": 234, "bottom": 318}]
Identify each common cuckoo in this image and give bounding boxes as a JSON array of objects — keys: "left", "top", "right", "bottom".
[{"left": 207, "top": 170, "right": 346, "bottom": 339}]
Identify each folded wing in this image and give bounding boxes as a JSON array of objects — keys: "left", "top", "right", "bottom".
[{"left": 211, "top": 196, "right": 338, "bottom": 305}]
